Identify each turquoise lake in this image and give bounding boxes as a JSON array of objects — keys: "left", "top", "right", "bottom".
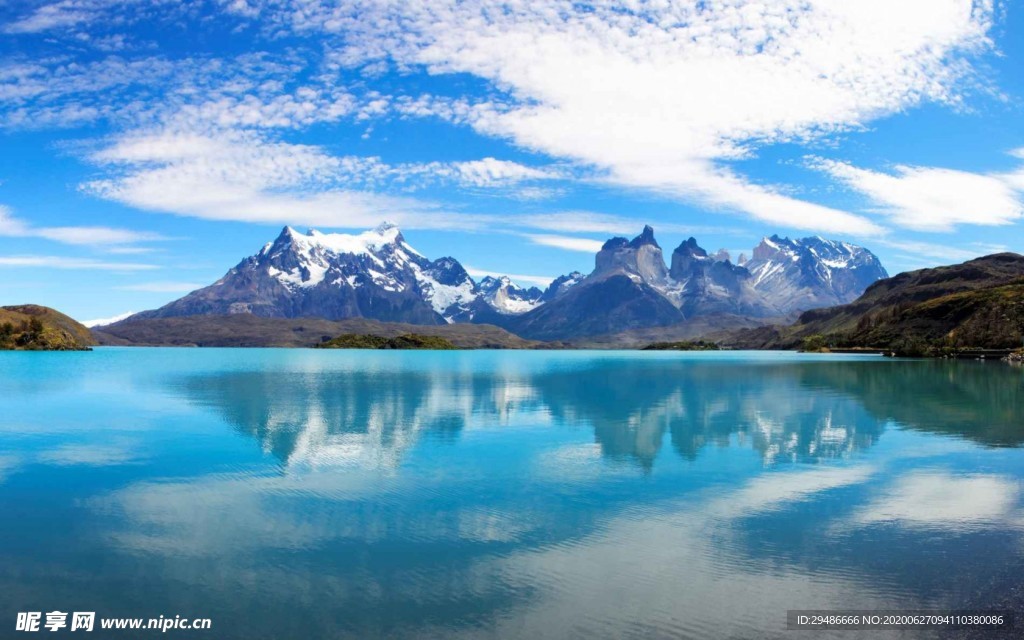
[{"left": 2, "top": 348, "right": 1024, "bottom": 638}]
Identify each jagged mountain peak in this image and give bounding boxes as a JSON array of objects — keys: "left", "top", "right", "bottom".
[
  {"left": 674, "top": 237, "right": 709, "bottom": 258},
  {"left": 540, "top": 271, "right": 584, "bottom": 302},
  {"left": 479, "top": 275, "right": 511, "bottom": 288},
  {"left": 601, "top": 236, "right": 629, "bottom": 251},
  {"left": 263, "top": 224, "right": 410, "bottom": 258},
  {"left": 629, "top": 225, "right": 659, "bottom": 249},
  {"left": 475, "top": 275, "right": 543, "bottom": 315},
  {"left": 746, "top": 234, "right": 888, "bottom": 311},
  {"left": 594, "top": 226, "right": 668, "bottom": 284}
]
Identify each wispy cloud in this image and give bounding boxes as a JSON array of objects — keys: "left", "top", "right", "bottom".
[
  {"left": 523, "top": 234, "right": 603, "bottom": 254},
  {"left": 82, "top": 130, "right": 463, "bottom": 229},
  {"left": 514, "top": 211, "right": 738, "bottom": 238},
  {"left": 0, "top": 201, "right": 168, "bottom": 248},
  {"left": 79, "top": 129, "right": 573, "bottom": 232},
  {"left": 445, "top": 158, "right": 558, "bottom": 187},
  {"left": 0, "top": 256, "right": 156, "bottom": 270},
  {"left": 464, "top": 267, "right": 553, "bottom": 288},
  {"left": 115, "top": 281, "right": 203, "bottom": 292},
  {"left": 809, "top": 156, "right": 1024, "bottom": 232},
  {"left": 875, "top": 239, "right": 991, "bottom": 263},
  {"left": 35, "top": 226, "right": 167, "bottom": 245},
  {"left": 3, "top": 0, "right": 100, "bottom": 34}
]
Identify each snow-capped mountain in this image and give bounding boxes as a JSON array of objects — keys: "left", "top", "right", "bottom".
[
  {"left": 506, "top": 227, "right": 887, "bottom": 340},
  {"left": 476, "top": 276, "right": 544, "bottom": 315},
  {"left": 745, "top": 235, "right": 889, "bottom": 311},
  {"left": 131, "top": 223, "right": 541, "bottom": 325},
  {"left": 539, "top": 271, "right": 584, "bottom": 302},
  {"left": 126, "top": 222, "right": 886, "bottom": 341}
]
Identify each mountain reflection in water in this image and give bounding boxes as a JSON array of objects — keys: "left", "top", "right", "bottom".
[{"left": 181, "top": 356, "right": 1024, "bottom": 471}]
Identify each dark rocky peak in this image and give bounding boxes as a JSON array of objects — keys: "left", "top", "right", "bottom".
[
  {"left": 595, "top": 236, "right": 633, "bottom": 273},
  {"left": 628, "top": 225, "right": 659, "bottom": 249},
  {"left": 540, "top": 271, "right": 585, "bottom": 302},
  {"left": 673, "top": 237, "right": 709, "bottom": 259},
  {"left": 669, "top": 237, "right": 712, "bottom": 280},
  {"left": 424, "top": 256, "right": 470, "bottom": 286},
  {"left": 601, "top": 237, "right": 629, "bottom": 251},
  {"left": 264, "top": 225, "right": 301, "bottom": 253},
  {"left": 257, "top": 226, "right": 312, "bottom": 273},
  {"left": 595, "top": 226, "right": 668, "bottom": 283}
]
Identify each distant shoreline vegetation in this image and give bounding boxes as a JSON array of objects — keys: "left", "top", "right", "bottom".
[
  {"left": 314, "top": 333, "right": 459, "bottom": 350},
  {"left": 641, "top": 340, "right": 721, "bottom": 351}
]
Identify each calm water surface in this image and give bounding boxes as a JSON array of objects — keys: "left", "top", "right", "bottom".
[{"left": 1, "top": 348, "right": 1024, "bottom": 639}]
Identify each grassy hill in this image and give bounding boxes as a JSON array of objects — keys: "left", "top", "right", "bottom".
[
  {"left": 0, "top": 305, "right": 95, "bottom": 351},
  {"left": 717, "top": 253, "right": 1024, "bottom": 355},
  {"left": 93, "top": 315, "right": 542, "bottom": 349}
]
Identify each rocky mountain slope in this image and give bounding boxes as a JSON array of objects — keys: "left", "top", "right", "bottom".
[
  {"left": 719, "top": 253, "right": 1024, "bottom": 353},
  {"left": 745, "top": 235, "right": 887, "bottom": 311}
]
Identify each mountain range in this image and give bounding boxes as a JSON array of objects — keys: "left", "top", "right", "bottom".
[{"left": 115, "top": 222, "right": 888, "bottom": 341}]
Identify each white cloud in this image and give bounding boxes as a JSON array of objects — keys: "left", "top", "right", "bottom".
[
  {"left": 523, "top": 234, "right": 604, "bottom": 254},
  {"left": 0, "top": 256, "right": 157, "bottom": 270},
  {"left": 81, "top": 129, "right": 577, "bottom": 232},
  {"left": 464, "top": 267, "right": 553, "bottom": 288},
  {"left": 35, "top": 226, "right": 167, "bottom": 245},
  {"left": 447, "top": 157, "right": 556, "bottom": 187},
  {"left": 279, "top": 0, "right": 994, "bottom": 235},
  {"left": 0, "top": 0, "right": 1006, "bottom": 242},
  {"left": 0, "top": 205, "right": 30, "bottom": 235},
  {"left": 810, "top": 157, "right": 1024, "bottom": 231},
  {"left": 3, "top": 0, "right": 191, "bottom": 37},
  {"left": 3, "top": 1, "right": 98, "bottom": 34},
  {"left": 82, "top": 130, "right": 478, "bottom": 230},
  {"left": 875, "top": 239, "right": 989, "bottom": 263},
  {"left": 514, "top": 211, "right": 738, "bottom": 238},
  {"left": 0, "top": 201, "right": 168, "bottom": 247},
  {"left": 115, "top": 281, "right": 203, "bottom": 292},
  {"left": 106, "top": 246, "right": 159, "bottom": 254}
]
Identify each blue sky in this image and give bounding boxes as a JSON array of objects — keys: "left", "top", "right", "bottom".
[{"left": 1, "top": 0, "right": 1024, "bottom": 322}]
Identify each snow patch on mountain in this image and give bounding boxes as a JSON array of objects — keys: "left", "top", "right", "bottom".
[
  {"left": 478, "top": 276, "right": 544, "bottom": 315},
  {"left": 82, "top": 311, "right": 137, "bottom": 328}
]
